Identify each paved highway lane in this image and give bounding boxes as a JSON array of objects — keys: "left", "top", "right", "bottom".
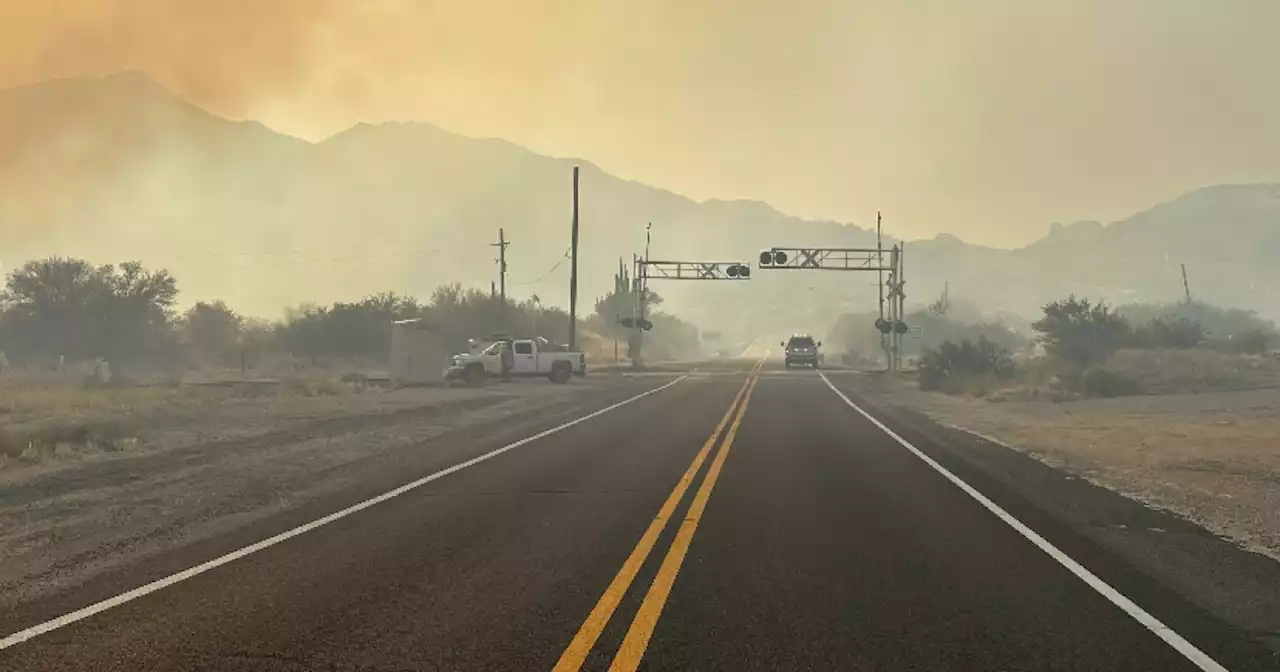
[
  {"left": 0, "top": 373, "right": 728, "bottom": 671},
  {"left": 620, "top": 371, "right": 1239, "bottom": 671},
  {"left": 2, "top": 363, "right": 1273, "bottom": 670}
]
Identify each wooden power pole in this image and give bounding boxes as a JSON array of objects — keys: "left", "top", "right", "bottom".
[
  {"left": 493, "top": 227, "right": 509, "bottom": 326},
  {"left": 568, "top": 167, "right": 581, "bottom": 350}
]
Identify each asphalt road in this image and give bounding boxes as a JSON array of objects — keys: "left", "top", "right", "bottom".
[{"left": 1, "top": 362, "right": 1274, "bottom": 670}]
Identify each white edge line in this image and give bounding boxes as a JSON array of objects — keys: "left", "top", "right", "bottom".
[
  {"left": 0, "top": 375, "right": 687, "bottom": 651},
  {"left": 817, "top": 372, "right": 1230, "bottom": 672}
]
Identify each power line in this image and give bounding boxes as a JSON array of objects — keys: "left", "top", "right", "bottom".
[
  {"left": 511, "top": 247, "right": 571, "bottom": 286},
  {"left": 159, "top": 242, "right": 491, "bottom": 263}
]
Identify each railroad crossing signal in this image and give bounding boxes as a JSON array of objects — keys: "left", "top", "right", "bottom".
[
  {"left": 640, "top": 260, "right": 752, "bottom": 280},
  {"left": 757, "top": 247, "right": 892, "bottom": 271},
  {"left": 759, "top": 243, "right": 911, "bottom": 371},
  {"left": 619, "top": 317, "right": 653, "bottom": 331},
  {"left": 874, "top": 318, "right": 909, "bottom": 335}
]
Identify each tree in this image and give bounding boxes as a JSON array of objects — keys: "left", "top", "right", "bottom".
[
  {"left": 1, "top": 257, "right": 102, "bottom": 359},
  {"left": 1032, "top": 296, "right": 1130, "bottom": 369},
  {"left": 94, "top": 262, "right": 179, "bottom": 363},
  {"left": 182, "top": 301, "right": 244, "bottom": 365},
  {"left": 276, "top": 294, "right": 421, "bottom": 363},
  {"left": 0, "top": 257, "right": 177, "bottom": 363}
]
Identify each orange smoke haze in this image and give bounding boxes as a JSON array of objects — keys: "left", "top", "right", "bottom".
[
  {"left": 0, "top": 1, "right": 335, "bottom": 115},
  {"left": 1, "top": 1, "right": 1279, "bottom": 247}
]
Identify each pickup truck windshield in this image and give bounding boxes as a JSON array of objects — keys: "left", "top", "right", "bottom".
[{"left": 788, "top": 337, "right": 815, "bottom": 348}]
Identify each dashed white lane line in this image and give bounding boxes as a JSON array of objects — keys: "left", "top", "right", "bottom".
[
  {"left": 818, "top": 371, "right": 1230, "bottom": 672},
  {"left": 0, "top": 376, "right": 687, "bottom": 651}
]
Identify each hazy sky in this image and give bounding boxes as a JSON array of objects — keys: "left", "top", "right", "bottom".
[{"left": 3, "top": 0, "right": 1278, "bottom": 247}]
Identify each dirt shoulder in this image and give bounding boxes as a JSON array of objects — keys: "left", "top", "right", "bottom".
[
  {"left": 864, "top": 378, "right": 1280, "bottom": 562},
  {"left": 0, "top": 375, "right": 663, "bottom": 609}
]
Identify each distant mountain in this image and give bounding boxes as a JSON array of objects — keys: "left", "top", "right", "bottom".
[
  {"left": 905, "top": 184, "right": 1280, "bottom": 324},
  {"left": 1, "top": 72, "right": 1277, "bottom": 334}
]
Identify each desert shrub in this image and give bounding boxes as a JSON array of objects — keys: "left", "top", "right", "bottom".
[
  {"left": 282, "top": 377, "right": 346, "bottom": 397},
  {"left": 1077, "top": 367, "right": 1144, "bottom": 398},
  {"left": 1211, "top": 328, "right": 1273, "bottom": 355},
  {"left": 1033, "top": 296, "right": 1131, "bottom": 369},
  {"left": 1105, "top": 348, "right": 1280, "bottom": 394},
  {"left": 0, "top": 428, "right": 21, "bottom": 458},
  {"left": 918, "top": 337, "right": 1015, "bottom": 395},
  {"left": 1129, "top": 317, "right": 1205, "bottom": 349},
  {"left": 1120, "top": 301, "right": 1275, "bottom": 342}
]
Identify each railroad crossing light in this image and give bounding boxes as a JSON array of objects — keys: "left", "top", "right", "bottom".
[
  {"left": 619, "top": 317, "right": 635, "bottom": 328},
  {"left": 727, "top": 264, "right": 740, "bottom": 277},
  {"left": 726, "top": 264, "right": 751, "bottom": 278},
  {"left": 638, "top": 318, "right": 654, "bottom": 331},
  {"left": 758, "top": 250, "right": 788, "bottom": 267},
  {"left": 875, "top": 318, "right": 892, "bottom": 334},
  {"left": 894, "top": 321, "right": 909, "bottom": 335}
]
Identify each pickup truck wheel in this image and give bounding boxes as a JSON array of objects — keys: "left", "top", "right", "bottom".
[
  {"left": 463, "top": 364, "right": 486, "bottom": 386},
  {"left": 549, "top": 364, "right": 571, "bottom": 384}
]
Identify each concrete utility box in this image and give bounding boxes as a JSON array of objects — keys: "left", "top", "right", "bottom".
[{"left": 390, "top": 319, "right": 449, "bottom": 386}]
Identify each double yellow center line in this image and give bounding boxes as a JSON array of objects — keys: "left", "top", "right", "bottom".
[{"left": 553, "top": 358, "right": 765, "bottom": 672}]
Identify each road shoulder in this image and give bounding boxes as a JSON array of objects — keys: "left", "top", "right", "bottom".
[{"left": 824, "top": 371, "right": 1280, "bottom": 662}]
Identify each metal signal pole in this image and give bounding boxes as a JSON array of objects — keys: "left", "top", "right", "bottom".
[
  {"left": 878, "top": 212, "right": 890, "bottom": 370},
  {"left": 632, "top": 224, "right": 653, "bottom": 369},
  {"left": 877, "top": 212, "right": 885, "bottom": 321}
]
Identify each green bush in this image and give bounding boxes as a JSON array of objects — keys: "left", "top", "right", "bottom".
[
  {"left": 919, "top": 337, "right": 1015, "bottom": 395},
  {"left": 1130, "top": 317, "right": 1205, "bottom": 349},
  {"left": 1033, "top": 296, "right": 1131, "bottom": 369},
  {"left": 1077, "top": 368, "right": 1144, "bottom": 398}
]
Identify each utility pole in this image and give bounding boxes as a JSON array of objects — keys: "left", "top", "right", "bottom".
[
  {"left": 568, "top": 166, "right": 581, "bottom": 350},
  {"left": 1181, "top": 263, "right": 1193, "bottom": 305},
  {"left": 492, "top": 227, "right": 509, "bottom": 327}
]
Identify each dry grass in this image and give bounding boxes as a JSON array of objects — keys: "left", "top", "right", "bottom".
[
  {"left": 0, "top": 368, "right": 372, "bottom": 470},
  {"left": 881, "top": 378, "right": 1280, "bottom": 560},
  {"left": 1107, "top": 348, "right": 1280, "bottom": 394},
  {"left": 934, "top": 349, "right": 1280, "bottom": 403}
]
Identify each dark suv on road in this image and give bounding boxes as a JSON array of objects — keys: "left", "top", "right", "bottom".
[{"left": 782, "top": 334, "right": 821, "bottom": 369}]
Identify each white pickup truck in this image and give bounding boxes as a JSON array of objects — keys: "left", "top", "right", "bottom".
[{"left": 447, "top": 337, "right": 586, "bottom": 384}]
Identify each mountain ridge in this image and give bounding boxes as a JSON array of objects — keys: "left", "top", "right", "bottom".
[{"left": 1, "top": 72, "right": 1276, "bottom": 328}]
